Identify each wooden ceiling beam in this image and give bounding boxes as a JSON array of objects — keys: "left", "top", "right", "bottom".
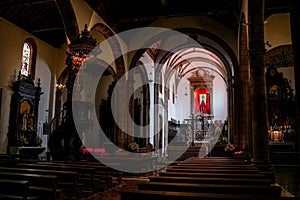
[
  {"left": 2, "top": 0, "right": 55, "bottom": 7},
  {"left": 33, "top": 27, "right": 65, "bottom": 33}
]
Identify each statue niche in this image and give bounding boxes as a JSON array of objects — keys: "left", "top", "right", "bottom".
[
  {"left": 19, "top": 100, "right": 35, "bottom": 132},
  {"left": 7, "top": 73, "right": 42, "bottom": 152}
]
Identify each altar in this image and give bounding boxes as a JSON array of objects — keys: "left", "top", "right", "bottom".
[{"left": 10, "top": 146, "right": 46, "bottom": 161}]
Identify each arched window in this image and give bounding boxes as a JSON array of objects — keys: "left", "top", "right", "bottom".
[
  {"left": 20, "top": 38, "right": 37, "bottom": 79},
  {"left": 21, "top": 42, "right": 31, "bottom": 76}
]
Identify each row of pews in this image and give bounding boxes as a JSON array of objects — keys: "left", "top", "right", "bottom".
[
  {"left": 0, "top": 154, "right": 121, "bottom": 200},
  {"left": 120, "top": 157, "right": 294, "bottom": 200}
]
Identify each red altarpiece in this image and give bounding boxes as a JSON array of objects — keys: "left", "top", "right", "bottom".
[{"left": 188, "top": 70, "right": 214, "bottom": 116}]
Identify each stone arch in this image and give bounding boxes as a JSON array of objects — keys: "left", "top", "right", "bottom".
[
  {"left": 56, "top": 0, "right": 79, "bottom": 42},
  {"left": 127, "top": 27, "right": 238, "bottom": 153},
  {"left": 89, "top": 23, "right": 129, "bottom": 148},
  {"left": 154, "top": 28, "right": 237, "bottom": 142},
  {"left": 91, "top": 23, "right": 126, "bottom": 79}
]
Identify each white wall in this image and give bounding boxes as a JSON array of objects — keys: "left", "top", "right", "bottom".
[
  {"left": 0, "top": 18, "right": 66, "bottom": 153},
  {"left": 264, "top": 13, "right": 291, "bottom": 51},
  {"left": 212, "top": 76, "right": 228, "bottom": 121},
  {"left": 264, "top": 13, "right": 294, "bottom": 90}
]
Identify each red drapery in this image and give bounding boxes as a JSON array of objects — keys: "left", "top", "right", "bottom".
[{"left": 194, "top": 88, "right": 210, "bottom": 114}]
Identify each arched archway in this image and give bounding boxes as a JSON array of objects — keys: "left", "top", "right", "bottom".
[{"left": 127, "top": 28, "right": 239, "bottom": 157}]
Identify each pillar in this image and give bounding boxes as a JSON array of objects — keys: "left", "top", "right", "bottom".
[
  {"left": 248, "top": 0, "right": 269, "bottom": 163},
  {"left": 237, "top": 15, "right": 251, "bottom": 151},
  {"left": 127, "top": 78, "right": 135, "bottom": 145},
  {"left": 289, "top": 0, "right": 300, "bottom": 151},
  {"left": 115, "top": 81, "right": 127, "bottom": 149}
]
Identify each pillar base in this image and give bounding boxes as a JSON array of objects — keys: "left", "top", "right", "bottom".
[{"left": 251, "top": 158, "right": 275, "bottom": 183}]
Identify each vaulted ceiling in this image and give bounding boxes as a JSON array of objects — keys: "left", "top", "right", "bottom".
[{"left": 0, "top": 0, "right": 290, "bottom": 48}]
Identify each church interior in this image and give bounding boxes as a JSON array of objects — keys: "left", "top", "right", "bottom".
[{"left": 0, "top": 0, "right": 300, "bottom": 199}]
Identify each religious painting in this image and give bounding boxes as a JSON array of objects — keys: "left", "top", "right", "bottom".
[
  {"left": 268, "top": 84, "right": 280, "bottom": 100},
  {"left": 194, "top": 88, "right": 210, "bottom": 114},
  {"left": 266, "top": 65, "right": 283, "bottom": 101}
]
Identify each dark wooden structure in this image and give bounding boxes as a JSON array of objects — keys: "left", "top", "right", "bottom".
[{"left": 7, "top": 73, "right": 42, "bottom": 152}]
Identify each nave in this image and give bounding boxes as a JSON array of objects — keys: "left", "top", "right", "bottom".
[{"left": 0, "top": 155, "right": 297, "bottom": 200}]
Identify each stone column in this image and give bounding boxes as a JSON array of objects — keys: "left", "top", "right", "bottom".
[
  {"left": 248, "top": 0, "right": 269, "bottom": 163},
  {"left": 154, "top": 83, "right": 160, "bottom": 152},
  {"left": 289, "top": 0, "right": 300, "bottom": 151},
  {"left": 115, "top": 81, "right": 127, "bottom": 149},
  {"left": 127, "top": 78, "right": 135, "bottom": 145},
  {"left": 143, "top": 85, "right": 150, "bottom": 143},
  {"left": 236, "top": 16, "right": 251, "bottom": 151},
  {"left": 164, "top": 86, "right": 169, "bottom": 156}
]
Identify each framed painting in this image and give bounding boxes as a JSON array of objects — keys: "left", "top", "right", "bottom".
[{"left": 268, "top": 83, "right": 281, "bottom": 100}]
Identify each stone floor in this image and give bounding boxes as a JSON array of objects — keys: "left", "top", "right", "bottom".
[{"left": 83, "top": 177, "right": 148, "bottom": 200}]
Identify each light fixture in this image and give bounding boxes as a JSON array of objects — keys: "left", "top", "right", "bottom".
[
  {"left": 265, "top": 41, "right": 271, "bottom": 48},
  {"left": 184, "top": 87, "right": 188, "bottom": 96},
  {"left": 56, "top": 83, "right": 65, "bottom": 90},
  {"left": 149, "top": 72, "right": 153, "bottom": 83}
]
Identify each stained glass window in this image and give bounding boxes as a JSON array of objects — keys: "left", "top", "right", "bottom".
[{"left": 21, "top": 42, "right": 31, "bottom": 76}]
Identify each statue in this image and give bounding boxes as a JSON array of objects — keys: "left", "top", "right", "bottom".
[
  {"left": 27, "top": 112, "right": 34, "bottom": 131},
  {"left": 271, "top": 112, "right": 279, "bottom": 127},
  {"left": 21, "top": 110, "right": 28, "bottom": 131}
]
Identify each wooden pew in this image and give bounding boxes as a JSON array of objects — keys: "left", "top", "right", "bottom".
[
  {"left": 183, "top": 157, "right": 247, "bottom": 162},
  {"left": 121, "top": 189, "right": 277, "bottom": 200},
  {"left": 177, "top": 159, "right": 249, "bottom": 165},
  {"left": 121, "top": 157, "right": 279, "bottom": 200},
  {"left": 37, "top": 161, "right": 112, "bottom": 191},
  {"left": 0, "top": 172, "right": 62, "bottom": 200},
  {"left": 172, "top": 157, "right": 276, "bottom": 183},
  {"left": 0, "top": 154, "right": 17, "bottom": 165},
  {"left": 50, "top": 160, "right": 123, "bottom": 185},
  {"left": 165, "top": 168, "right": 260, "bottom": 174},
  {"left": 0, "top": 167, "right": 80, "bottom": 199},
  {"left": 148, "top": 176, "right": 273, "bottom": 186},
  {"left": 0, "top": 179, "right": 40, "bottom": 200},
  {"left": 157, "top": 171, "right": 268, "bottom": 179},
  {"left": 137, "top": 181, "right": 281, "bottom": 197},
  {"left": 169, "top": 164, "right": 258, "bottom": 170},
  {"left": 15, "top": 163, "right": 95, "bottom": 180},
  {"left": 170, "top": 157, "right": 256, "bottom": 167},
  {"left": 13, "top": 163, "right": 94, "bottom": 195},
  {"left": 0, "top": 166, "right": 78, "bottom": 183}
]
